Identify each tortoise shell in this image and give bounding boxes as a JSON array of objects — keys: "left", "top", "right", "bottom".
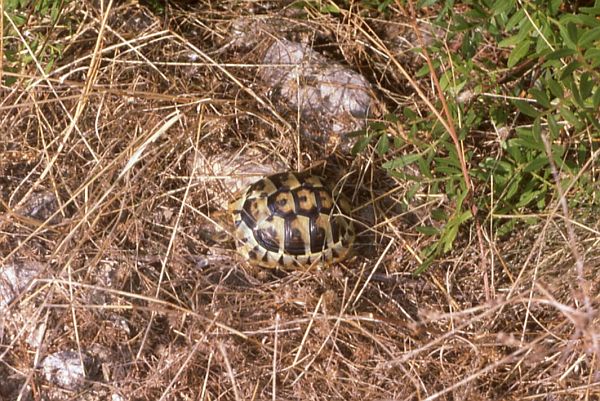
[{"left": 229, "top": 172, "right": 355, "bottom": 268}]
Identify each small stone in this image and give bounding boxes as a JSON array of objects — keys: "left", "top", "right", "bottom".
[
  {"left": 26, "top": 321, "right": 47, "bottom": 348},
  {"left": 16, "top": 190, "right": 62, "bottom": 224},
  {"left": 190, "top": 146, "right": 286, "bottom": 207},
  {"left": 0, "top": 261, "right": 43, "bottom": 310},
  {"left": 40, "top": 350, "right": 96, "bottom": 390}
]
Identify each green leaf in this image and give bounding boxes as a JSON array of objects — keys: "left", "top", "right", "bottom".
[
  {"left": 369, "top": 121, "right": 387, "bottom": 131},
  {"left": 536, "top": 197, "right": 547, "bottom": 209},
  {"left": 560, "top": 60, "right": 582, "bottom": 80},
  {"left": 453, "top": 15, "right": 473, "bottom": 31},
  {"left": 491, "top": 0, "right": 515, "bottom": 15},
  {"left": 416, "top": 63, "right": 431, "bottom": 78},
  {"left": 579, "top": 72, "right": 593, "bottom": 99},
  {"left": 393, "top": 136, "right": 405, "bottom": 147},
  {"left": 431, "top": 208, "right": 447, "bottom": 221},
  {"left": 50, "top": 2, "right": 62, "bottom": 24},
  {"left": 584, "top": 48, "right": 600, "bottom": 67},
  {"left": 346, "top": 128, "right": 367, "bottom": 138},
  {"left": 403, "top": 107, "right": 418, "bottom": 120},
  {"left": 516, "top": 189, "right": 542, "bottom": 208},
  {"left": 441, "top": 210, "right": 472, "bottom": 253},
  {"left": 456, "top": 208, "right": 473, "bottom": 225},
  {"left": 407, "top": 182, "right": 420, "bottom": 200},
  {"left": 549, "top": 0, "right": 562, "bottom": 15},
  {"left": 11, "top": 13, "right": 27, "bottom": 26},
  {"left": 532, "top": 117, "right": 542, "bottom": 140},
  {"left": 442, "top": 224, "right": 460, "bottom": 253},
  {"left": 593, "top": 87, "right": 600, "bottom": 109},
  {"left": 35, "top": 0, "right": 48, "bottom": 14},
  {"left": 415, "top": 254, "right": 435, "bottom": 275},
  {"left": 506, "top": 138, "right": 524, "bottom": 161},
  {"left": 290, "top": 1, "right": 310, "bottom": 10},
  {"left": 536, "top": 23, "right": 553, "bottom": 53},
  {"left": 383, "top": 154, "right": 422, "bottom": 170},
  {"left": 578, "top": 26, "right": 600, "bottom": 46},
  {"left": 545, "top": 48, "right": 576, "bottom": 60},
  {"left": 416, "top": 226, "right": 440, "bottom": 236},
  {"left": 569, "top": 80, "right": 584, "bottom": 107},
  {"left": 546, "top": 78, "right": 564, "bottom": 99},
  {"left": 559, "top": 23, "right": 578, "bottom": 49},
  {"left": 320, "top": 4, "right": 340, "bottom": 14},
  {"left": 417, "top": 154, "right": 434, "bottom": 178},
  {"left": 551, "top": 144, "right": 566, "bottom": 160},
  {"left": 580, "top": 7, "right": 600, "bottom": 16},
  {"left": 512, "top": 99, "right": 539, "bottom": 118},
  {"left": 567, "top": 22, "right": 579, "bottom": 44},
  {"left": 384, "top": 113, "right": 399, "bottom": 123},
  {"left": 467, "top": 3, "right": 488, "bottom": 20},
  {"left": 497, "top": 220, "right": 517, "bottom": 237},
  {"left": 351, "top": 136, "right": 371, "bottom": 155},
  {"left": 436, "top": 0, "right": 454, "bottom": 19},
  {"left": 548, "top": 114, "right": 560, "bottom": 139},
  {"left": 506, "top": 7, "right": 526, "bottom": 30},
  {"left": 505, "top": 177, "right": 521, "bottom": 200},
  {"left": 418, "top": 0, "right": 438, "bottom": 7},
  {"left": 516, "top": 18, "right": 533, "bottom": 40},
  {"left": 529, "top": 88, "right": 550, "bottom": 108},
  {"left": 511, "top": 137, "right": 544, "bottom": 152},
  {"left": 499, "top": 34, "right": 522, "bottom": 47},
  {"left": 44, "top": 58, "right": 55, "bottom": 73},
  {"left": 523, "top": 155, "right": 549, "bottom": 173},
  {"left": 3, "top": 75, "right": 18, "bottom": 86},
  {"left": 375, "top": 134, "right": 389, "bottom": 156},
  {"left": 559, "top": 106, "right": 581, "bottom": 129},
  {"left": 436, "top": 167, "right": 462, "bottom": 178},
  {"left": 507, "top": 39, "right": 531, "bottom": 67}
]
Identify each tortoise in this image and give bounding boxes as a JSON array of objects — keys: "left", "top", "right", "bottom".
[{"left": 228, "top": 171, "right": 355, "bottom": 269}]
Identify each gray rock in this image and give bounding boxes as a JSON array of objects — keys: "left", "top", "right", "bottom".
[
  {"left": 190, "top": 146, "right": 287, "bottom": 207},
  {"left": 261, "top": 39, "right": 373, "bottom": 141},
  {"left": 16, "top": 190, "right": 62, "bottom": 224},
  {"left": 40, "top": 350, "right": 96, "bottom": 390},
  {"left": 0, "top": 261, "right": 43, "bottom": 310}
]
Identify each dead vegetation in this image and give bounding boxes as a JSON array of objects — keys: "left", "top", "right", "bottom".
[{"left": 1, "top": 1, "right": 599, "bottom": 400}]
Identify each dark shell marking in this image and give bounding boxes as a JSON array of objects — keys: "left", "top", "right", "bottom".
[{"left": 229, "top": 172, "right": 354, "bottom": 268}]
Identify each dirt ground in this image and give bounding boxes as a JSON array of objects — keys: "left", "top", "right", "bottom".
[{"left": 1, "top": 1, "right": 599, "bottom": 400}]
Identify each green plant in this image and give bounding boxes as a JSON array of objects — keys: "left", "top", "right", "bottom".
[
  {"left": 357, "top": 0, "right": 600, "bottom": 271},
  {"left": 2, "top": 0, "right": 68, "bottom": 84},
  {"left": 140, "top": 0, "right": 165, "bottom": 15},
  {"left": 290, "top": 0, "right": 394, "bottom": 14}
]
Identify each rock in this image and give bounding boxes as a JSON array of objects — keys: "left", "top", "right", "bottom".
[
  {"left": 40, "top": 350, "right": 96, "bottom": 391},
  {"left": 0, "top": 260, "right": 43, "bottom": 310},
  {"left": 190, "top": 146, "right": 287, "bottom": 207},
  {"left": 16, "top": 190, "right": 62, "bottom": 224},
  {"left": 261, "top": 39, "right": 373, "bottom": 148}
]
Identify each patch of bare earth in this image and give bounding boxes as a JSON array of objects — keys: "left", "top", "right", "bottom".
[{"left": 1, "top": 1, "right": 598, "bottom": 400}]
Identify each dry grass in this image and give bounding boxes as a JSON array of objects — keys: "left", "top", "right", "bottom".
[{"left": 1, "top": 1, "right": 599, "bottom": 400}]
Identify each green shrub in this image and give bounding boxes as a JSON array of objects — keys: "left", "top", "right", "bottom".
[
  {"left": 2, "top": 0, "right": 68, "bottom": 84},
  {"left": 354, "top": 0, "right": 600, "bottom": 270}
]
